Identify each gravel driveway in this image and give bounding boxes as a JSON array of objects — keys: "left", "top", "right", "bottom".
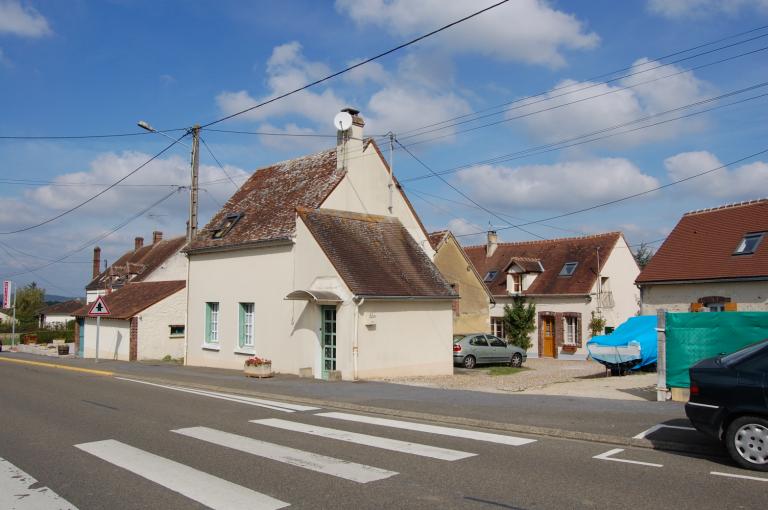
[{"left": 373, "top": 358, "right": 657, "bottom": 401}]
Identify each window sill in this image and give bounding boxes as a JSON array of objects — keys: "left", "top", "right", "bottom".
[
  {"left": 169, "top": 334, "right": 185, "bottom": 339},
  {"left": 202, "top": 343, "right": 220, "bottom": 351},
  {"left": 233, "top": 348, "right": 256, "bottom": 356},
  {"left": 561, "top": 344, "right": 579, "bottom": 353}
]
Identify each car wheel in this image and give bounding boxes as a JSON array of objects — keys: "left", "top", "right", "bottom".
[
  {"left": 509, "top": 353, "right": 523, "bottom": 368},
  {"left": 462, "top": 355, "right": 476, "bottom": 369},
  {"left": 725, "top": 416, "right": 768, "bottom": 471}
]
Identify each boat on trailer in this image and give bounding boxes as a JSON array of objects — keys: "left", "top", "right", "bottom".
[{"left": 586, "top": 315, "right": 657, "bottom": 375}]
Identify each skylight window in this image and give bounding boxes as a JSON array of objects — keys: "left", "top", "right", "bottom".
[
  {"left": 559, "top": 262, "right": 578, "bottom": 276},
  {"left": 484, "top": 270, "right": 498, "bottom": 282},
  {"left": 734, "top": 232, "right": 764, "bottom": 255},
  {"left": 211, "top": 213, "right": 242, "bottom": 239}
]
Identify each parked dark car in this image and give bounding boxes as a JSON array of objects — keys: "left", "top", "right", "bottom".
[
  {"left": 452, "top": 333, "right": 527, "bottom": 369},
  {"left": 685, "top": 338, "right": 768, "bottom": 471}
]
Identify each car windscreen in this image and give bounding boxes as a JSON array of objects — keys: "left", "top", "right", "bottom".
[
  {"left": 721, "top": 338, "right": 768, "bottom": 367},
  {"left": 453, "top": 335, "right": 466, "bottom": 344}
]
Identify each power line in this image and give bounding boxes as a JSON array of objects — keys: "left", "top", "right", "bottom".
[
  {"left": 200, "top": 0, "right": 512, "bottom": 128},
  {"left": 453, "top": 146, "right": 768, "bottom": 238},
  {"left": 203, "top": 128, "right": 338, "bottom": 138},
  {"left": 0, "top": 240, "right": 90, "bottom": 264},
  {"left": 0, "top": 178, "right": 184, "bottom": 188},
  {"left": 398, "top": 25, "right": 768, "bottom": 139},
  {"left": 200, "top": 137, "right": 239, "bottom": 190},
  {"left": 395, "top": 138, "right": 547, "bottom": 240},
  {"left": 0, "top": 128, "right": 186, "bottom": 140},
  {"left": 402, "top": 82, "right": 768, "bottom": 182},
  {"left": 0, "top": 132, "right": 188, "bottom": 235}
]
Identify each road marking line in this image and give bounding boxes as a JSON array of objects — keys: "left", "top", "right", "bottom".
[
  {"left": 115, "top": 377, "right": 318, "bottom": 412},
  {"left": 173, "top": 426, "right": 397, "bottom": 483},
  {"left": 593, "top": 448, "right": 663, "bottom": 467},
  {"left": 0, "top": 356, "right": 113, "bottom": 376},
  {"left": 315, "top": 412, "right": 536, "bottom": 446},
  {"left": 633, "top": 424, "right": 697, "bottom": 439},
  {"left": 251, "top": 418, "right": 476, "bottom": 461},
  {"left": 711, "top": 471, "right": 768, "bottom": 482},
  {"left": 74, "top": 439, "right": 288, "bottom": 510},
  {"left": 0, "top": 457, "right": 79, "bottom": 510}
]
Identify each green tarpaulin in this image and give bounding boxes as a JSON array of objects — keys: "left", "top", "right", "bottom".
[{"left": 666, "top": 312, "right": 768, "bottom": 388}]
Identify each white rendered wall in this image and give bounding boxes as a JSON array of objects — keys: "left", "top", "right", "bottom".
[
  {"left": 43, "top": 313, "right": 73, "bottom": 328},
  {"left": 641, "top": 281, "right": 768, "bottom": 314},
  {"left": 136, "top": 289, "right": 186, "bottom": 360},
  {"left": 86, "top": 289, "right": 105, "bottom": 304},
  {"left": 596, "top": 236, "right": 641, "bottom": 329},
  {"left": 82, "top": 317, "right": 130, "bottom": 360},
  {"left": 142, "top": 250, "right": 188, "bottom": 282}
]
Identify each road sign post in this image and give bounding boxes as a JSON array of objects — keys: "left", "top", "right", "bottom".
[{"left": 87, "top": 295, "right": 111, "bottom": 363}]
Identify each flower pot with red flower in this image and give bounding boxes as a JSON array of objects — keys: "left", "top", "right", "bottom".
[{"left": 244, "top": 356, "right": 273, "bottom": 378}]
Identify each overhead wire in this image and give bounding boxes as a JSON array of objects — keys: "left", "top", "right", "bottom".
[{"left": 200, "top": 137, "right": 240, "bottom": 190}]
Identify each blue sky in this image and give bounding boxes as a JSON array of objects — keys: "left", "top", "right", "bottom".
[{"left": 1, "top": 0, "right": 767, "bottom": 296}]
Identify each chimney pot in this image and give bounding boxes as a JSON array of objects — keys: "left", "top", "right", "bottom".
[
  {"left": 134, "top": 237, "right": 144, "bottom": 251},
  {"left": 92, "top": 247, "right": 101, "bottom": 279},
  {"left": 152, "top": 231, "right": 163, "bottom": 244},
  {"left": 487, "top": 230, "right": 498, "bottom": 258}
]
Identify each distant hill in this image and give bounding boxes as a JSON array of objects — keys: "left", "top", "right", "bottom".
[{"left": 44, "top": 294, "right": 79, "bottom": 303}]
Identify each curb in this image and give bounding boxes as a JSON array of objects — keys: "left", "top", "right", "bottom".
[
  {"left": 0, "top": 356, "right": 114, "bottom": 377},
  {"left": 111, "top": 372, "right": 724, "bottom": 458}
]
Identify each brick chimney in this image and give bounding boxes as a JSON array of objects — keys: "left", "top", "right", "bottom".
[
  {"left": 152, "top": 231, "right": 163, "bottom": 244},
  {"left": 336, "top": 107, "right": 364, "bottom": 171},
  {"left": 486, "top": 230, "right": 498, "bottom": 258},
  {"left": 92, "top": 247, "right": 101, "bottom": 279},
  {"left": 134, "top": 237, "right": 144, "bottom": 251}
]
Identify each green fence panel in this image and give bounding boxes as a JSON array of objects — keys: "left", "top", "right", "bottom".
[{"left": 666, "top": 312, "right": 768, "bottom": 388}]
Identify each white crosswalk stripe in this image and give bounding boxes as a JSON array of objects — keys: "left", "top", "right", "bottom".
[
  {"left": 251, "top": 418, "right": 476, "bottom": 461},
  {"left": 74, "top": 440, "right": 289, "bottom": 510},
  {"left": 115, "top": 377, "right": 319, "bottom": 412},
  {"left": 316, "top": 412, "right": 537, "bottom": 446},
  {"left": 173, "top": 426, "right": 398, "bottom": 483},
  {"left": 0, "top": 457, "right": 78, "bottom": 510}
]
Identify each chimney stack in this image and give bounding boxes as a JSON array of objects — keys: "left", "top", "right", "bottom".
[
  {"left": 336, "top": 107, "right": 365, "bottom": 171},
  {"left": 134, "top": 237, "right": 144, "bottom": 251},
  {"left": 486, "top": 230, "right": 498, "bottom": 258},
  {"left": 92, "top": 247, "right": 101, "bottom": 279},
  {"left": 152, "top": 231, "right": 163, "bottom": 244}
]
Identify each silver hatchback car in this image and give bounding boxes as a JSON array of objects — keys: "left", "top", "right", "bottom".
[{"left": 453, "top": 333, "right": 527, "bottom": 369}]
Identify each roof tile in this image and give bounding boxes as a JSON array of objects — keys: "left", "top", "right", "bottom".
[{"left": 75, "top": 281, "right": 186, "bottom": 320}]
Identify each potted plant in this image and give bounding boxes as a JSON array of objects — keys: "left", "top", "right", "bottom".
[{"left": 243, "top": 356, "right": 273, "bottom": 378}]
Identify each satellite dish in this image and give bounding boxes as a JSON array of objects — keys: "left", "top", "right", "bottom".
[{"left": 333, "top": 111, "right": 353, "bottom": 131}]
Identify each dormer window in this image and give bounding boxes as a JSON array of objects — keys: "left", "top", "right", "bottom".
[
  {"left": 484, "top": 270, "right": 498, "bottom": 282},
  {"left": 512, "top": 273, "right": 522, "bottom": 293},
  {"left": 211, "top": 213, "right": 242, "bottom": 239},
  {"left": 559, "top": 262, "right": 578, "bottom": 276},
  {"left": 733, "top": 232, "right": 763, "bottom": 255}
]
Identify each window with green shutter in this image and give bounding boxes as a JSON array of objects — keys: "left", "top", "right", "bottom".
[
  {"left": 239, "top": 302, "right": 254, "bottom": 348},
  {"left": 205, "top": 302, "right": 219, "bottom": 344}
]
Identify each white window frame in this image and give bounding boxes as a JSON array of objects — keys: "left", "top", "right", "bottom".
[
  {"left": 491, "top": 317, "right": 505, "bottom": 339},
  {"left": 564, "top": 316, "right": 578, "bottom": 346},
  {"left": 204, "top": 302, "right": 220, "bottom": 349},
  {"left": 242, "top": 302, "right": 255, "bottom": 348}
]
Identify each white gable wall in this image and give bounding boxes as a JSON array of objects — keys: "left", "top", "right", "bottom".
[
  {"left": 592, "top": 236, "right": 641, "bottom": 328},
  {"left": 136, "top": 289, "right": 186, "bottom": 360},
  {"left": 82, "top": 318, "right": 130, "bottom": 360},
  {"left": 142, "top": 250, "right": 188, "bottom": 282}
]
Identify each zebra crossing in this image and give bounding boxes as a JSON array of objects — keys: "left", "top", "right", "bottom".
[{"left": 68, "top": 404, "right": 537, "bottom": 509}]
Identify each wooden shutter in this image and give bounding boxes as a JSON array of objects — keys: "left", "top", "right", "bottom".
[
  {"left": 205, "top": 303, "right": 211, "bottom": 342},
  {"left": 238, "top": 303, "right": 245, "bottom": 348},
  {"left": 724, "top": 302, "right": 738, "bottom": 312},
  {"left": 690, "top": 303, "right": 703, "bottom": 312},
  {"left": 576, "top": 314, "right": 583, "bottom": 347}
]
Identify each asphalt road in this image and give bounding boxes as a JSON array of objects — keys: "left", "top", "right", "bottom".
[{"left": 1, "top": 362, "right": 765, "bottom": 510}]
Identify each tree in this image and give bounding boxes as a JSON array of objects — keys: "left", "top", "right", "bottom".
[
  {"left": 633, "top": 243, "right": 655, "bottom": 269},
  {"left": 15, "top": 282, "right": 45, "bottom": 330},
  {"left": 501, "top": 296, "right": 536, "bottom": 351}
]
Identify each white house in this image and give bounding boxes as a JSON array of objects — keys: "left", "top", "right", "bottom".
[
  {"left": 464, "top": 231, "right": 640, "bottom": 359},
  {"left": 637, "top": 199, "right": 768, "bottom": 314},
  {"left": 0, "top": 309, "right": 15, "bottom": 326},
  {"left": 184, "top": 108, "right": 456, "bottom": 379},
  {"left": 38, "top": 299, "right": 83, "bottom": 329}
]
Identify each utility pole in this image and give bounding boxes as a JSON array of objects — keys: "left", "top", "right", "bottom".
[
  {"left": 388, "top": 132, "right": 394, "bottom": 214},
  {"left": 188, "top": 125, "right": 200, "bottom": 243}
]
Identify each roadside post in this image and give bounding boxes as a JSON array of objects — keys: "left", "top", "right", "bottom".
[
  {"left": 656, "top": 309, "right": 668, "bottom": 401},
  {"left": 2, "top": 280, "right": 13, "bottom": 348},
  {"left": 87, "top": 296, "right": 111, "bottom": 363}
]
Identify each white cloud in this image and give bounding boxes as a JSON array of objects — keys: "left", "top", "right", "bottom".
[
  {"left": 341, "top": 59, "right": 388, "bottom": 85},
  {"left": 648, "top": 0, "right": 768, "bottom": 18},
  {"left": 364, "top": 86, "right": 471, "bottom": 136},
  {"left": 664, "top": 151, "right": 768, "bottom": 200},
  {"left": 454, "top": 158, "right": 659, "bottom": 211},
  {"left": 0, "top": 47, "right": 12, "bottom": 67},
  {"left": 517, "top": 57, "right": 713, "bottom": 146},
  {"left": 254, "top": 122, "right": 332, "bottom": 152},
  {"left": 335, "top": 0, "right": 599, "bottom": 68},
  {"left": 0, "top": 1, "right": 51, "bottom": 38}
]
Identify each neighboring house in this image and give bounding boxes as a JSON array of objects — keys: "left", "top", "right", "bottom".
[
  {"left": 185, "top": 108, "right": 456, "bottom": 379},
  {"left": 429, "top": 230, "right": 494, "bottom": 335},
  {"left": 0, "top": 309, "right": 15, "bottom": 325},
  {"left": 464, "top": 231, "right": 640, "bottom": 359},
  {"left": 637, "top": 199, "right": 768, "bottom": 314},
  {"left": 73, "top": 281, "right": 186, "bottom": 361},
  {"left": 85, "top": 231, "right": 187, "bottom": 303},
  {"left": 38, "top": 299, "right": 83, "bottom": 329},
  {"left": 78, "top": 231, "right": 188, "bottom": 360}
]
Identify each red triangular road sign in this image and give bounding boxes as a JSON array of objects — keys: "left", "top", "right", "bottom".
[{"left": 87, "top": 295, "right": 111, "bottom": 316}]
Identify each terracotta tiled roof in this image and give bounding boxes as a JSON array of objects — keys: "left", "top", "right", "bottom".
[
  {"left": 40, "top": 299, "right": 84, "bottom": 315},
  {"left": 299, "top": 208, "right": 456, "bottom": 299},
  {"left": 427, "top": 230, "right": 449, "bottom": 250},
  {"left": 187, "top": 148, "right": 345, "bottom": 252},
  {"left": 75, "top": 281, "right": 186, "bottom": 320},
  {"left": 508, "top": 257, "right": 544, "bottom": 273},
  {"left": 463, "top": 233, "right": 622, "bottom": 296},
  {"left": 86, "top": 236, "right": 185, "bottom": 291},
  {"left": 637, "top": 199, "right": 768, "bottom": 284}
]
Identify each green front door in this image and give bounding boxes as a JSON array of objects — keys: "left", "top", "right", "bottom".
[{"left": 321, "top": 306, "right": 337, "bottom": 379}]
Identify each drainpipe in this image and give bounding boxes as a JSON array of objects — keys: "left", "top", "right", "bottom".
[{"left": 353, "top": 296, "right": 365, "bottom": 381}]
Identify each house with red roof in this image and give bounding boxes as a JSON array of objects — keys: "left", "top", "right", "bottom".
[
  {"left": 184, "top": 109, "right": 456, "bottom": 379},
  {"left": 464, "top": 230, "right": 640, "bottom": 359},
  {"left": 637, "top": 199, "right": 768, "bottom": 314}
]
